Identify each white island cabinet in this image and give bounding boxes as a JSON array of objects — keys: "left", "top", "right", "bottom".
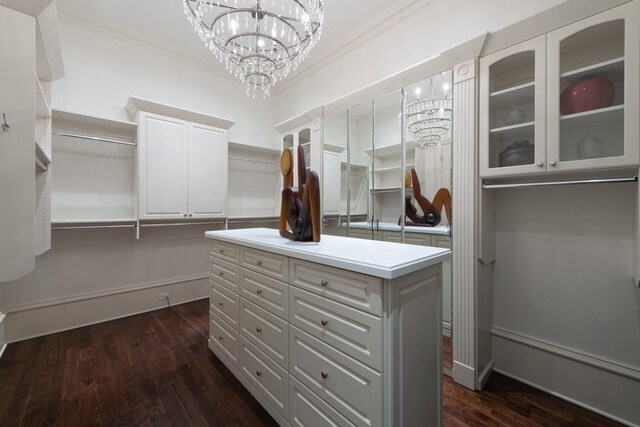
[{"left": 205, "top": 228, "right": 450, "bottom": 427}]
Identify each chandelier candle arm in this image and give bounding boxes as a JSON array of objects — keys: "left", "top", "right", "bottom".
[{"left": 184, "top": 0, "right": 324, "bottom": 98}]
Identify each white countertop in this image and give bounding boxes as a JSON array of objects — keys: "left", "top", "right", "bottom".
[
  {"left": 205, "top": 228, "right": 450, "bottom": 280},
  {"left": 349, "top": 221, "right": 451, "bottom": 236}
]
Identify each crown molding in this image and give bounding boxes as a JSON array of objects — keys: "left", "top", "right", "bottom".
[
  {"left": 57, "top": 8, "right": 241, "bottom": 86},
  {"left": 272, "top": 0, "right": 438, "bottom": 94}
]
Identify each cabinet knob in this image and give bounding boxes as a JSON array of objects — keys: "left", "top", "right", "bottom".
[
  {"left": 321, "top": 280, "right": 328, "bottom": 287},
  {"left": 321, "top": 319, "right": 328, "bottom": 326},
  {"left": 256, "top": 289, "right": 263, "bottom": 295},
  {"left": 256, "top": 327, "right": 262, "bottom": 333},
  {"left": 321, "top": 371, "right": 328, "bottom": 379},
  {"left": 218, "top": 302, "right": 223, "bottom": 306},
  {"left": 219, "top": 249, "right": 224, "bottom": 254},
  {"left": 549, "top": 160, "right": 557, "bottom": 167},
  {"left": 218, "top": 336, "right": 223, "bottom": 341},
  {"left": 183, "top": 213, "right": 188, "bottom": 217},
  {"left": 256, "top": 260, "right": 263, "bottom": 266},
  {"left": 218, "top": 271, "right": 224, "bottom": 276},
  {"left": 188, "top": 213, "right": 193, "bottom": 217},
  {"left": 536, "top": 161, "right": 543, "bottom": 167},
  {"left": 256, "top": 370, "right": 262, "bottom": 377}
]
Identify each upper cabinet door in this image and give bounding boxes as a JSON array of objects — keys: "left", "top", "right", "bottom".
[
  {"left": 187, "top": 123, "right": 227, "bottom": 218},
  {"left": 480, "top": 35, "right": 547, "bottom": 178},
  {"left": 547, "top": 2, "right": 639, "bottom": 172},
  {"left": 138, "top": 112, "right": 189, "bottom": 219}
]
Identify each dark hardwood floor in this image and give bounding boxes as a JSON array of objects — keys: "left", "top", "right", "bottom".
[{"left": 0, "top": 299, "right": 621, "bottom": 426}]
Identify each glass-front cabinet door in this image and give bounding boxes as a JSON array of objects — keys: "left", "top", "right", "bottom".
[
  {"left": 479, "top": 35, "right": 547, "bottom": 178},
  {"left": 547, "top": 2, "right": 639, "bottom": 172}
]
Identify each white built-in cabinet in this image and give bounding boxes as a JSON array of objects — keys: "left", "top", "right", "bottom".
[
  {"left": 135, "top": 110, "right": 229, "bottom": 220},
  {"left": 0, "top": 2, "right": 63, "bottom": 282},
  {"left": 480, "top": 1, "right": 639, "bottom": 178}
]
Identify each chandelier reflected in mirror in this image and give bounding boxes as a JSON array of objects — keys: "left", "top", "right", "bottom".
[
  {"left": 184, "top": 0, "right": 324, "bottom": 98},
  {"left": 405, "top": 79, "right": 452, "bottom": 149}
]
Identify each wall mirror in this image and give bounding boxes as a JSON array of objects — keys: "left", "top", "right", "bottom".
[{"left": 322, "top": 109, "right": 348, "bottom": 236}]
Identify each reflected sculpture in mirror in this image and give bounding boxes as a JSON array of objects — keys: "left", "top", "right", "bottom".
[
  {"left": 399, "top": 169, "right": 451, "bottom": 227},
  {"left": 279, "top": 145, "right": 321, "bottom": 242}
]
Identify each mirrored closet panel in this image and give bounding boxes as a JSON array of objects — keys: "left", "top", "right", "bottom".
[{"left": 321, "top": 109, "right": 348, "bottom": 236}]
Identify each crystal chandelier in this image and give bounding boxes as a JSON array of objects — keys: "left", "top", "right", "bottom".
[
  {"left": 405, "top": 82, "right": 452, "bottom": 149},
  {"left": 183, "top": 0, "right": 324, "bottom": 98}
]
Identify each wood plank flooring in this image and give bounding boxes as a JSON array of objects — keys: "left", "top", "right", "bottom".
[{"left": 0, "top": 299, "right": 621, "bottom": 426}]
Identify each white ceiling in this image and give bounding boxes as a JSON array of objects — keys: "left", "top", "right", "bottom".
[{"left": 56, "top": 0, "right": 419, "bottom": 81}]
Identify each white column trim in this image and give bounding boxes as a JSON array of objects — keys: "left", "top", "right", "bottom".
[{"left": 452, "top": 58, "right": 479, "bottom": 390}]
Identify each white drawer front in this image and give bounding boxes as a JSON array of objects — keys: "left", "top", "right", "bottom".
[
  {"left": 209, "top": 312, "right": 239, "bottom": 368},
  {"left": 241, "top": 247, "right": 289, "bottom": 282},
  {"left": 240, "top": 268, "right": 289, "bottom": 320},
  {"left": 290, "top": 327, "right": 382, "bottom": 427},
  {"left": 210, "top": 281, "right": 239, "bottom": 330},
  {"left": 210, "top": 240, "right": 239, "bottom": 264},
  {"left": 290, "top": 287, "right": 382, "bottom": 371},
  {"left": 290, "top": 259, "right": 382, "bottom": 316},
  {"left": 210, "top": 257, "right": 240, "bottom": 293},
  {"left": 240, "top": 298, "right": 288, "bottom": 368},
  {"left": 240, "top": 337, "right": 289, "bottom": 417},
  {"left": 290, "top": 376, "right": 356, "bottom": 427}
]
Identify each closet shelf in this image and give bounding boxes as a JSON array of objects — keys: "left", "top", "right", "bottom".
[
  {"left": 560, "top": 104, "right": 624, "bottom": 131},
  {"left": 371, "top": 187, "right": 413, "bottom": 194},
  {"left": 323, "top": 141, "right": 346, "bottom": 153},
  {"left": 489, "top": 81, "right": 535, "bottom": 111},
  {"left": 35, "top": 141, "right": 50, "bottom": 165},
  {"left": 35, "top": 77, "right": 51, "bottom": 118},
  {"left": 52, "top": 109, "right": 137, "bottom": 139},
  {"left": 373, "top": 164, "right": 415, "bottom": 173},
  {"left": 560, "top": 56, "right": 624, "bottom": 80},
  {"left": 365, "top": 140, "right": 416, "bottom": 157},
  {"left": 52, "top": 218, "right": 137, "bottom": 225}
]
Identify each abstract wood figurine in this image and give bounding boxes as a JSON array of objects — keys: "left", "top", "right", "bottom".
[
  {"left": 399, "top": 169, "right": 452, "bottom": 227},
  {"left": 279, "top": 145, "right": 321, "bottom": 242}
]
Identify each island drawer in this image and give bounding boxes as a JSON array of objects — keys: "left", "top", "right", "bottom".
[
  {"left": 290, "top": 286, "right": 382, "bottom": 371},
  {"left": 210, "top": 240, "right": 239, "bottom": 264},
  {"left": 240, "top": 298, "right": 289, "bottom": 369},
  {"left": 239, "top": 337, "right": 289, "bottom": 418},
  {"left": 290, "top": 326, "right": 382, "bottom": 427},
  {"left": 241, "top": 247, "right": 289, "bottom": 282},
  {"left": 290, "top": 376, "right": 356, "bottom": 427},
  {"left": 290, "top": 259, "right": 382, "bottom": 316},
  {"left": 210, "top": 281, "right": 239, "bottom": 330},
  {"left": 210, "top": 257, "right": 240, "bottom": 293},
  {"left": 240, "top": 268, "right": 289, "bottom": 320},
  {"left": 209, "top": 312, "right": 239, "bottom": 368}
]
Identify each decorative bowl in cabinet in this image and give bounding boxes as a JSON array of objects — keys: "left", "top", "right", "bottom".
[
  {"left": 576, "top": 135, "right": 604, "bottom": 159},
  {"left": 504, "top": 105, "right": 527, "bottom": 125},
  {"left": 560, "top": 77, "right": 614, "bottom": 115},
  {"left": 498, "top": 139, "right": 535, "bottom": 167}
]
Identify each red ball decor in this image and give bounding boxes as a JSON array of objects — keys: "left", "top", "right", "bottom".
[{"left": 560, "top": 77, "right": 615, "bottom": 115}]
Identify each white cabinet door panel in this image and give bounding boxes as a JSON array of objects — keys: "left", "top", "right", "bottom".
[
  {"left": 139, "top": 113, "right": 188, "bottom": 218},
  {"left": 188, "top": 123, "right": 227, "bottom": 218}
]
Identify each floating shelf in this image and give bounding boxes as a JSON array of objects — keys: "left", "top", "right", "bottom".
[
  {"left": 35, "top": 77, "right": 51, "bottom": 118},
  {"left": 560, "top": 104, "right": 624, "bottom": 132},
  {"left": 489, "top": 81, "right": 535, "bottom": 111},
  {"left": 52, "top": 109, "right": 137, "bottom": 138}
]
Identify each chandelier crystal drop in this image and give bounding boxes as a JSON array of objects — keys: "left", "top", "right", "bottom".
[
  {"left": 183, "top": 0, "right": 324, "bottom": 98},
  {"left": 405, "top": 97, "right": 452, "bottom": 149}
]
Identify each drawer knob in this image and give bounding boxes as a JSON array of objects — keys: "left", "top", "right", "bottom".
[
  {"left": 256, "top": 260, "right": 263, "bottom": 266},
  {"left": 218, "top": 302, "right": 223, "bottom": 306},
  {"left": 256, "top": 289, "right": 263, "bottom": 295},
  {"left": 218, "top": 336, "right": 223, "bottom": 341},
  {"left": 321, "top": 280, "right": 328, "bottom": 287},
  {"left": 321, "top": 371, "right": 328, "bottom": 379},
  {"left": 256, "top": 370, "right": 262, "bottom": 377},
  {"left": 321, "top": 319, "right": 328, "bottom": 326},
  {"left": 219, "top": 249, "right": 224, "bottom": 253},
  {"left": 219, "top": 271, "right": 224, "bottom": 276},
  {"left": 256, "top": 327, "right": 262, "bottom": 333}
]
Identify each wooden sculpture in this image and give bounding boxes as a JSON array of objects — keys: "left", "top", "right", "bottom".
[
  {"left": 399, "top": 169, "right": 452, "bottom": 227},
  {"left": 279, "top": 145, "right": 321, "bottom": 242}
]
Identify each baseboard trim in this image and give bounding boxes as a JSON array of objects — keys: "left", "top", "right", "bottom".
[
  {"left": 476, "top": 360, "right": 494, "bottom": 390},
  {"left": 492, "top": 326, "right": 640, "bottom": 382},
  {"left": 0, "top": 312, "right": 5, "bottom": 359},
  {"left": 4, "top": 273, "right": 209, "bottom": 314},
  {"left": 4, "top": 274, "right": 210, "bottom": 343},
  {"left": 453, "top": 361, "right": 476, "bottom": 390},
  {"left": 493, "top": 367, "right": 635, "bottom": 427}
]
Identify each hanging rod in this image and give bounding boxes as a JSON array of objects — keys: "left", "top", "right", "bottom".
[
  {"left": 139, "top": 221, "right": 224, "bottom": 228},
  {"left": 228, "top": 155, "right": 276, "bottom": 165},
  {"left": 53, "top": 132, "right": 137, "bottom": 147},
  {"left": 483, "top": 176, "right": 638, "bottom": 189},
  {"left": 52, "top": 224, "right": 137, "bottom": 231}
]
